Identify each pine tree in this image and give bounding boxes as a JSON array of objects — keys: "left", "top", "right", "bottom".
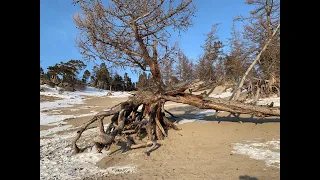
[
  {"left": 113, "top": 73, "right": 124, "bottom": 91},
  {"left": 82, "top": 70, "right": 91, "bottom": 84},
  {"left": 40, "top": 67, "right": 44, "bottom": 77},
  {"left": 95, "top": 63, "right": 111, "bottom": 89},
  {"left": 123, "top": 72, "right": 135, "bottom": 91}
]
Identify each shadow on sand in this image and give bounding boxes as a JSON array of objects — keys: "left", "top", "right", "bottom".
[{"left": 239, "top": 175, "right": 258, "bottom": 180}]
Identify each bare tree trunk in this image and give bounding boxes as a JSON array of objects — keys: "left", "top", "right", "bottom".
[
  {"left": 147, "top": 41, "right": 164, "bottom": 92},
  {"left": 253, "top": 87, "right": 260, "bottom": 104},
  {"left": 230, "top": 24, "right": 280, "bottom": 101}
]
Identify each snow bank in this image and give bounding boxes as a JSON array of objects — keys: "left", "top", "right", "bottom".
[
  {"left": 232, "top": 139, "right": 280, "bottom": 168},
  {"left": 40, "top": 127, "right": 137, "bottom": 179}
]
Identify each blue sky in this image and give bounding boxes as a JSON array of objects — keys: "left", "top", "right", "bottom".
[{"left": 40, "top": 0, "right": 253, "bottom": 82}]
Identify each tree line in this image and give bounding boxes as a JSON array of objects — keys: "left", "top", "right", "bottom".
[{"left": 40, "top": 60, "right": 136, "bottom": 91}]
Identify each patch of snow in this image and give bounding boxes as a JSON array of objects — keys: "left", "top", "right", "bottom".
[
  {"left": 245, "top": 96, "right": 280, "bottom": 107},
  {"left": 176, "top": 109, "right": 216, "bottom": 124},
  {"left": 232, "top": 139, "right": 280, "bottom": 168},
  {"left": 40, "top": 112, "right": 98, "bottom": 126},
  {"left": 40, "top": 127, "right": 137, "bottom": 179},
  {"left": 40, "top": 96, "right": 84, "bottom": 111},
  {"left": 40, "top": 113, "right": 74, "bottom": 126},
  {"left": 40, "top": 125, "right": 74, "bottom": 137},
  {"left": 108, "top": 91, "right": 132, "bottom": 98},
  {"left": 177, "top": 117, "right": 210, "bottom": 124},
  {"left": 199, "top": 110, "right": 216, "bottom": 115},
  {"left": 105, "top": 165, "right": 136, "bottom": 175},
  {"left": 177, "top": 119, "right": 197, "bottom": 124},
  {"left": 209, "top": 90, "right": 233, "bottom": 98},
  {"left": 256, "top": 96, "right": 280, "bottom": 107},
  {"left": 40, "top": 85, "right": 132, "bottom": 99}
]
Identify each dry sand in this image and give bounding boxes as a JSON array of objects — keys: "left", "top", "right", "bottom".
[{"left": 40, "top": 94, "right": 280, "bottom": 180}]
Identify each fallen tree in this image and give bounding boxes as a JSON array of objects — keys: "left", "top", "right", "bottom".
[{"left": 72, "top": 87, "right": 280, "bottom": 154}]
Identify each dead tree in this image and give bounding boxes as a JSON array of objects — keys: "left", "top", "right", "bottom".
[
  {"left": 71, "top": 0, "right": 280, "bottom": 154},
  {"left": 230, "top": 23, "right": 280, "bottom": 101}
]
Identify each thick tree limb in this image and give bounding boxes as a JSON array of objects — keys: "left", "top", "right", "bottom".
[{"left": 71, "top": 107, "right": 120, "bottom": 154}]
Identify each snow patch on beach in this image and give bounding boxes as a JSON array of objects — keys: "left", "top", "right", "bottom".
[
  {"left": 232, "top": 139, "right": 280, "bottom": 168},
  {"left": 40, "top": 127, "right": 137, "bottom": 179}
]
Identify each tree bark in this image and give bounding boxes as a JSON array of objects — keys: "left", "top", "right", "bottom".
[{"left": 230, "top": 23, "right": 280, "bottom": 101}]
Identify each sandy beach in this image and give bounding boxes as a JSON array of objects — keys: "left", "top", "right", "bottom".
[{"left": 40, "top": 87, "right": 280, "bottom": 180}]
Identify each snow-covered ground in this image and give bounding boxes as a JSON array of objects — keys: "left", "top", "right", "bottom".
[
  {"left": 232, "top": 139, "right": 280, "bottom": 168},
  {"left": 40, "top": 86, "right": 137, "bottom": 178},
  {"left": 209, "top": 88, "right": 233, "bottom": 98},
  {"left": 40, "top": 85, "right": 131, "bottom": 101},
  {"left": 40, "top": 85, "right": 132, "bottom": 137},
  {"left": 40, "top": 127, "right": 137, "bottom": 180}
]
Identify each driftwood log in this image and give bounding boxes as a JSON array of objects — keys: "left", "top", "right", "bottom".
[{"left": 72, "top": 87, "right": 280, "bottom": 154}]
